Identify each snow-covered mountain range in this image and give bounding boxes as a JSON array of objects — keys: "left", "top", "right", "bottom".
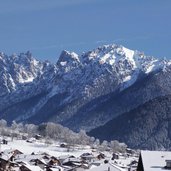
[{"left": 1, "top": 44, "right": 171, "bottom": 135}]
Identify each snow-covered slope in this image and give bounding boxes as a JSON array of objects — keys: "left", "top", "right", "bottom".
[
  {"left": 0, "top": 51, "right": 43, "bottom": 95},
  {"left": 0, "top": 44, "right": 171, "bottom": 131}
]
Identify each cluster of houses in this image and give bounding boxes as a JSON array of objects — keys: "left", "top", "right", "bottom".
[
  {"left": 0, "top": 134, "right": 141, "bottom": 171},
  {"left": 0, "top": 147, "right": 140, "bottom": 171},
  {"left": 1, "top": 136, "right": 170, "bottom": 171},
  {"left": 0, "top": 147, "right": 111, "bottom": 171}
]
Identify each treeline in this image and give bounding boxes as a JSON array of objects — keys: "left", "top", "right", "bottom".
[{"left": 0, "top": 119, "right": 127, "bottom": 153}]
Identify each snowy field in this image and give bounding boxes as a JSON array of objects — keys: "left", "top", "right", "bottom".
[{"left": 1, "top": 138, "right": 93, "bottom": 157}]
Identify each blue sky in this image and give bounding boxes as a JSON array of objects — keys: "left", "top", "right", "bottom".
[{"left": 0, "top": 0, "right": 171, "bottom": 62}]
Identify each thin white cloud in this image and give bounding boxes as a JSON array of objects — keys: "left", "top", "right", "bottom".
[
  {"left": 95, "top": 40, "right": 107, "bottom": 44},
  {"left": 94, "top": 38, "right": 125, "bottom": 44},
  {"left": 106, "top": 36, "right": 150, "bottom": 44},
  {"left": 29, "top": 36, "right": 150, "bottom": 52}
]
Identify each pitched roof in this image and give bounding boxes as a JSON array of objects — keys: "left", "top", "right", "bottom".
[
  {"left": 89, "top": 162, "right": 125, "bottom": 171},
  {"left": 140, "top": 150, "right": 171, "bottom": 171},
  {"left": 0, "top": 152, "right": 13, "bottom": 161},
  {"left": 20, "top": 162, "right": 44, "bottom": 171}
]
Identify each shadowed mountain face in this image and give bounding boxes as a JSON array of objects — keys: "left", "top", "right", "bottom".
[
  {"left": 63, "top": 69, "right": 171, "bottom": 131},
  {"left": 88, "top": 95, "right": 171, "bottom": 150},
  {"left": 1, "top": 45, "right": 171, "bottom": 149}
]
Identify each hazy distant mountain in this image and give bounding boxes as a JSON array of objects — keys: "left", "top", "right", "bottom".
[{"left": 1, "top": 44, "right": 171, "bottom": 150}]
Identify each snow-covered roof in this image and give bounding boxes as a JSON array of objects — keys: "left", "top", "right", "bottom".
[
  {"left": 140, "top": 150, "right": 171, "bottom": 171},
  {"left": 49, "top": 167, "right": 63, "bottom": 171},
  {"left": 21, "top": 162, "right": 44, "bottom": 171},
  {"left": 62, "top": 157, "right": 82, "bottom": 164},
  {"left": 89, "top": 162, "right": 126, "bottom": 171},
  {"left": 80, "top": 153, "right": 94, "bottom": 158},
  {"left": 0, "top": 151, "right": 13, "bottom": 161},
  {"left": 58, "top": 155, "right": 73, "bottom": 160},
  {"left": 38, "top": 158, "right": 47, "bottom": 164},
  {"left": 15, "top": 153, "right": 47, "bottom": 164}
]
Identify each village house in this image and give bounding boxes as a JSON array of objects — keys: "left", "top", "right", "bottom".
[
  {"left": 2, "top": 139, "right": 8, "bottom": 145},
  {"left": 62, "top": 157, "right": 82, "bottom": 167},
  {"left": 137, "top": 150, "right": 171, "bottom": 171},
  {"left": 46, "top": 165, "right": 63, "bottom": 171},
  {"left": 30, "top": 158, "right": 47, "bottom": 169},
  {"left": 19, "top": 162, "right": 43, "bottom": 171},
  {"left": 89, "top": 162, "right": 126, "bottom": 171},
  {"left": 60, "top": 143, "right": 67, "bottom": 148},
  {"left": 58, "top": 155, "right": 75, "bottom": 164},
  {"left": 80, "top": 153, "right": 94, "bottom": 162},
  {"left": 112, "top": 152, "right": 119, "bottom": 160},
  {"left": 128, "top": 160, "right": 138, "bottom": 171},
  {"left": 0, "top": 149, "right": 23, "bottom": 171},
  {"left": 48, "top": 156, "right": 61, "bottom": 167},
  {"left": 0, "top": 157, "right": 11, "bottom": 171},
  {"left": 0, "top": 151, "right": 18, "bottom": 171},
  {"left": 97, "top": 152, "right": 105, "bottom": 160},
  {"left": 34, "top": 134, "right": 42, "bottom": 140}
]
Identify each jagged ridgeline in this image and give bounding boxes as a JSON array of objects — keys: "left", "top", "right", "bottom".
[{"left": 1, "top": 45, "right": 171, "bottom": 150}]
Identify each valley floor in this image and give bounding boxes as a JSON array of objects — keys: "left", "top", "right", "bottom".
[{"left": 0, "top": 137, "right": 138, "bottom": 171}]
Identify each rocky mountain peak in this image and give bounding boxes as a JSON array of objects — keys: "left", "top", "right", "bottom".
[
  {"left": 0, "top": 52, "right": 5, "bottom": 58},
  {"left": 57, "top": 50, "right": 80, "bottom": 66}
]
